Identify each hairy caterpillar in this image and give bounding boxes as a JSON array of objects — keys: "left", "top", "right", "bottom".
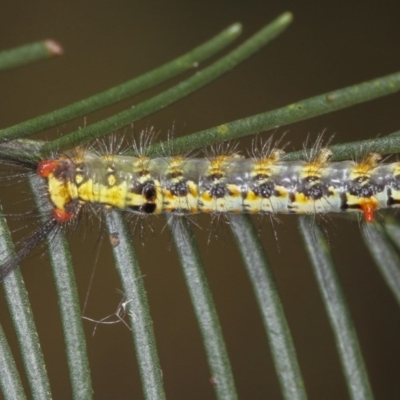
[{"left": 0, "top": 137, "right": 399, "bottom": 281}]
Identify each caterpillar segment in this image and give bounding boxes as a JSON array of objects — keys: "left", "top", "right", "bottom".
[{"left": 36, "top": 148, "right": 400, "bottom": 223}]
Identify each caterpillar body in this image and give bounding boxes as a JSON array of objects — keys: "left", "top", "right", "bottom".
[
  {"left": 1, "top": 140, "right": 400, "bottom": 282},
  {"left": 38, "top": 146, "right": 399, "bottom": 223}
]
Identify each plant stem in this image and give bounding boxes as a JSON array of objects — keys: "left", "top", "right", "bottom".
[
  {"left": 0, "top": 321, "right": 26, "bottom": 400},
  {"left": 0, "top": 206, "right": 52, "bottom": 400},
  {"left": 40, "top": 12, "right": 293, "bottom": 155},
  {"left": 362, "top": 221, "right": 400, "bottom": 308},
  {"left": 229, "top": 215, "right": 307, "bottom": 400},
  {"left": 29, "top": 174, "right": 93, "bottom": 400},
  {"left": 105, "top": 210, "right": 166, "bottom": 400},
  {"left": 299, "top": 216, "right": 374, "bottom": 400},
  {"left": 0, "top": 22, "right": 242, "bottom": 142},
  {"left": 284, "top": 130, "right": 400, "bottom": 161},
  {"left": 0, "top": 40, "right": 62, "bottom": 71},
  {"left": 167, "top": 216, "right": 238, "bottom": 400},
  {"left": 150, "top": 70, "right": 400, "bottom": 156}
]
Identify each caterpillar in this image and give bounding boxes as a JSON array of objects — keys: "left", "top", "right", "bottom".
[
  {"left": 37, "top": 145, "right": 400, "bottom": 222},
  {"left": 0, "top": 137, "right": 399, "bottom": 281}
]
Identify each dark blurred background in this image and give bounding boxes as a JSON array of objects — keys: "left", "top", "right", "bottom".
[{"left": 1, "top": 1, "right": 400, "bottom": 399}]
